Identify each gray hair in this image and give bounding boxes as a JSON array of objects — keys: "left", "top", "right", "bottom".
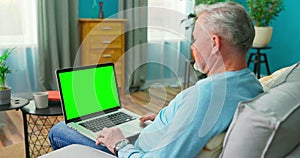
[{"left": 195, "top": 2, "right": 254, "bottom": 53}]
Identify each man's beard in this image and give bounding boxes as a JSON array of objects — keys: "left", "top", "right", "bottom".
[{"left": 194, "top": 62, "right": 208, "bottom": 74}]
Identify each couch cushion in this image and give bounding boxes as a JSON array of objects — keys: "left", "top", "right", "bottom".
[
  {"left": 220, "top": 62, "right": 300, "bottom": 158},
  {"left": 259, "top": 65, "right": 293, "bottom": 92},
  {"left": 197, "top": 132, "right": 225, "bottom": 158},
  {"left": 286, "top": 144, "right": 300, "bottom": 158}
]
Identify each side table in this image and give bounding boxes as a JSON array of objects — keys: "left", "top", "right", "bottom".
[
  {"left": 0, "top": 97, "right": 29, "bottom": 130},
  {"left": 0, "top": 97, "right": 29, "bottom": 111},
  {"left": 22, "top": 101, "right": 63, "bottom": 158},
  {"left": 247, "top": 46, "right": 271, "bottom": 79}
]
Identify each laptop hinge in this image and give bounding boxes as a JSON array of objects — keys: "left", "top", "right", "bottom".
[{"left": 70, "top": 107, "right": 121, "bottom": 123}]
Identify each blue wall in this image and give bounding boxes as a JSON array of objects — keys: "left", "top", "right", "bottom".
[
  {"left": 78, "top": 0, "right": 118, "bottom": 18},
  {"left": 268, "top": 0, "right": 300, "bottom": 72},
  {"left": 240, "top": 0, "right": 300, "bottom": 75}
]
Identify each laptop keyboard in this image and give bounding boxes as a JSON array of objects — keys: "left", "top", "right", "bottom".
[{"left": 79, "top": 112, "right": 136, "bottom": 132}]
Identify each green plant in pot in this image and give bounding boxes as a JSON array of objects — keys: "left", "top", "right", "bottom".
[
  {"left": 0, "top": 48, "right": 14, "bottom": 105},
  {"left": 246, "top": 0, "right": 285, "bottom": 47}
]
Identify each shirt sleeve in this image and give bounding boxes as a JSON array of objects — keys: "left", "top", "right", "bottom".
[
  {"left": 117, "top": 98, "right": 181, "bottom": 158},
  {"left": 117, "top": 84, "right": 207, "bottom": 158},
  {"left": 117, "top": 144, "right": 144, "bottom": 158}
]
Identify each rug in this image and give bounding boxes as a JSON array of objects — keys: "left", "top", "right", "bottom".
[{"left": 0, "top": 142, "right": 25, "bottom": 158}]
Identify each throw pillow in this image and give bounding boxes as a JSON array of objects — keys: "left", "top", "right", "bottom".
[
  {"left": 259, "top": 64, "right": 294, "bottom": 92},
  {"left": 220, "top": 62, "right": 300, "bottom": 158}
]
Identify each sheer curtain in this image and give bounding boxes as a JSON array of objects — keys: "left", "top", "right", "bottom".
[
  {"left": 0, "top": 0, "right": 38, "bottom": 128},
  {"left": 146, "top": 0, "right": 196, "bottom": 87},
  {"left": 0, "top": 0, "right": 40, "bottom": 99}
]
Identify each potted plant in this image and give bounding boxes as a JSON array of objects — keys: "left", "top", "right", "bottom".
[
  {"left": 0, "top": 48, "right": 14, "bottom": 105},
  {"left": 246, "top": 0, "right": 285, "bottom": 47}
]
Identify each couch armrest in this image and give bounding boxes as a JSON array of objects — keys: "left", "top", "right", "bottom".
[{"left": 38, "top": 144, "right": 116, "bottom": 158}]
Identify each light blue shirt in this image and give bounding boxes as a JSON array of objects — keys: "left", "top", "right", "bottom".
[{"left": 119, "top": 68, "right": 263, "bottom": 158}]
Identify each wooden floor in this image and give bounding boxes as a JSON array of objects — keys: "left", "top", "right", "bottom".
[{"left": 0, "top": 86, "right": 181, "bottom": 148}]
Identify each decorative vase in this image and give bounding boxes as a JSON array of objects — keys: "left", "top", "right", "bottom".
[
  {"left": 98, "top": 1, "right": 104, "bottom": 19},
  {"left": 252, "top": 26, "right": 273, "bottom": 48},
  {"left": 0, "top": 87, "right": 11, "bottom": 105}
]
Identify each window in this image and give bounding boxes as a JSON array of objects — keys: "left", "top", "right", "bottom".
[
  {"left": 146, "top": 0, "right": 195, "bottom": 86},
  {"left": 148, "top": 0, "right": 194, "bottom": 41},
  {"left": 0, "top": 0, "right": 37, "bottom": 47},
  {"left": 0, "top": 0, "right": 40, "bottom": 95}
]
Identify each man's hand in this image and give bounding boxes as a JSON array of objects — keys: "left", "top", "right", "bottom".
[
  {"left": 140, "top": 113, "right": 157, "bottom": 123},
  {"left": 96, "top": 127, "right": 127, "bottom": 154}
]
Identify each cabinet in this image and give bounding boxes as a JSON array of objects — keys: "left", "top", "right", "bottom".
[{"left": 79, "top": 18, "right": 126, "bottom": 94}]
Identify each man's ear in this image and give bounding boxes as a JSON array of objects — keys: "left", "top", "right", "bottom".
[{"left": 211, "top": 35, "right": 221, "bottom": 52}]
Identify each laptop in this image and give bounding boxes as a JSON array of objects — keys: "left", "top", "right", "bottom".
[{"left": 56, "top": 63, "right": 145, "bottom": 141}]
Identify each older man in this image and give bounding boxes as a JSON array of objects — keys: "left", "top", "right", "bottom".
[{"left": 49, "top": 2, "right": 263, "bottom": 157}]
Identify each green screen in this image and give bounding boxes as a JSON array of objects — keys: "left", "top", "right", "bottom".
[{"left": 59, "top": 66, "right": 120, "bottom": 120}]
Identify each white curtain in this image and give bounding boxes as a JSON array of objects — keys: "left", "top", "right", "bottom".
[
  {"left": 146, "top": 0, "right": 196, "bottom": 87},
  {"left": 0, "top": 0, "right": 40, "bottom": 99},
  {"left": 148, "top": 0, "right": 194, "bottom": 41}
]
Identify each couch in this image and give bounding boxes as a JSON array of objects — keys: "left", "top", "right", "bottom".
[
  {"left": 199, "top": 62, "right": 300, "bottom": 158},
  {"left": 40, "top": 62, "right": 300, "bottom": 158}
]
